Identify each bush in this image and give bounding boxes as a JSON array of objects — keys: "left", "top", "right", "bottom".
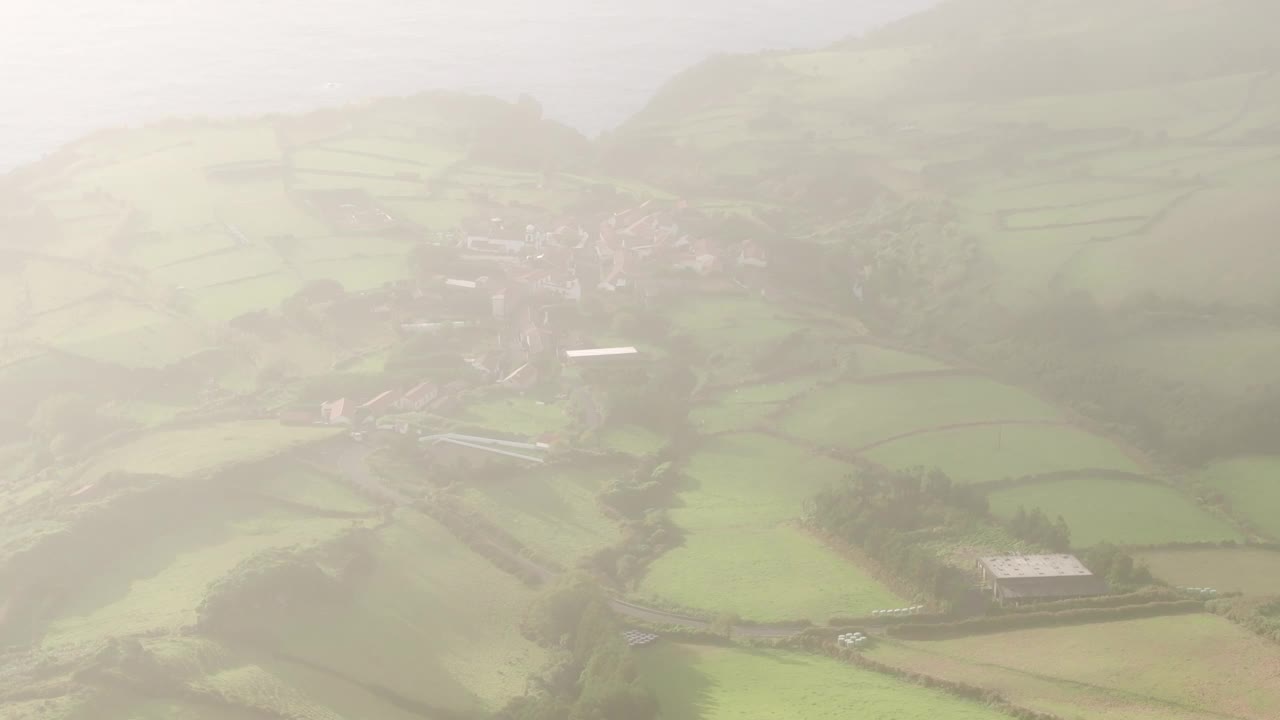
[{"left": 886, "top": 600, "right": 1205, "bottom": 640}]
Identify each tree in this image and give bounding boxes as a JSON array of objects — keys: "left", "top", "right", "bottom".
[{"left": 710, "top": 612, "right": 740, "bottom": 639}]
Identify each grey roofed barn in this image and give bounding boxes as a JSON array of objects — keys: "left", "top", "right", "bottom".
[{"left": 977, "top": 554, "right": 1108, "bottom": 604}]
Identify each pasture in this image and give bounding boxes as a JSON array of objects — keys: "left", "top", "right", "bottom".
[
  {"left": 780, "top": 377, "right": 1063, "bottom": 452},
  {"left": 986, "top": 476, "right": 1243, "bottom": 548},
  {"left": 79, "top": 421, "right": 338, "bottom": 484},
  {"left": 258, "top": 511, "right": 549, "bottom": 715},
  {"left": 638, "top": 525, "right": 902, "bottom": 622},
  {"left": 458, "top": 464, "right": 620, "bottom": 563},
  {"left": 40, "top": 487, "right": 361, "bottom": 649},
  {"left": 1200, "top": 456, "right": 1280, "bottom": 540},
  {"left": 637, "top": 643, "right": 1009, "bottom": 720},
  {"left": 864, "top": 424, "right": 1142, "bottom": 485},
  {"left": 638, "top": 433, "right": 899, "bottom": 621},
  {"left": 459, "top": 396, "right": 573, "bottom": 437},
  {"left": 870, "top": 615, "right": 1280, "bottom": 720},
  {"left": 1135, "top": 547, "right": 1280, "bottom": 596}
]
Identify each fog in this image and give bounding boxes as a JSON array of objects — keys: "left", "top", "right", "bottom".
[
  {"left": 2, "top": 1, "right": 1279, "bottom": 719},
  {"left": 0, "top": 0, "right": 929, "bottom": 169}
]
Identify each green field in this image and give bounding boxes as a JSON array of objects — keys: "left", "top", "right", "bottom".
[
  {"left": 639, "top": 433, "right": 900, "bottom": 621},
  {"left": 1135, "top": 547, "right": 1280, "bottom": 596},
  {"left": 689, "top": 378, "right": 821, "bottom": 434},
  {"left": 458, "top": 464, "right": 620, "bottom": 563},
  {"left": 781, "top": 378, "right": 1063, "bottom": 452},
  {"left": 865, "top": 424, "right": 1143, "bottom": 485},
  {"left": 639, "top": 525, "right": 902, "bottom": 622},
  {"left": 987, "top": 477, "right": 1243, "bottom": 548},
  {"left": 638, "top": 644, "right": 1009, "bottom": 720},
  {"left": 1200, "top": 456, "right": 1280, "bottom": 539},
  {"left": 79, "top": 421, "right": 338, "bottom": 484},
  {"left": 871, "top": 615, "right": 1280, "bottom": 720},
  {"left": 258, "top": 511, "right": 549, "bottom": 715},
  {"left": 460, "top": 396, "right": 572, "bottom": 437},
  {"left": 847, "top": 345, "right": 948, "bottom": 377}
]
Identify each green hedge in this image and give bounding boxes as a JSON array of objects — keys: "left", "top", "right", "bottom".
[
  {"left": 887, "top": 600, "right": 1205, "bottom": 640},
  {"left": 787, "top": 637, "right": 1064, "bottom": 720}
]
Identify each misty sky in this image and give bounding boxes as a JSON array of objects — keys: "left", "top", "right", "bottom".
[{"left": 0, "top": 0, "right": 932, "bottom": 169}]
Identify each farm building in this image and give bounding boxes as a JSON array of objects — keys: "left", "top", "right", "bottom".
[
  {"left": 977, "top": 555, "right": 1108, "bottom": 605},
  {"left": 563, "top": 347, "right": 640, "bottom": 365}
]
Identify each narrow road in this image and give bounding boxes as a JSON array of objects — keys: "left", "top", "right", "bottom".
[{"left": 324, "top": 439, "right": 813, "bottom": 639}]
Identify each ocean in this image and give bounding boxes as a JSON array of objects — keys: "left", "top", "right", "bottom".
[{"left": 0, "top": 0, "right": 933, "bottom": 171}]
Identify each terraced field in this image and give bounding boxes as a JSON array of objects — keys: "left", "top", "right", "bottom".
[
  {"left": 458, "top": 463, "right": 621, "bottom": 564},
  {"left": 870, "top": 615, "right": 1280, "bottom": 720},
  {"left": 780, "top": 377, "right": 1064, "bottom": 452},
  {"left": 865, "top": 424, "right": 1143, "bottom": 485},
  {"left": 638, "top": 434, "right": 902, "bottom": 621},
  {"left": 638, "top": 643, "right": 1010, "bottom": 720},
  {"left": 1200, "top": 456, "right": 1280, "bottom": 540},
  {"left": 986, "top": 476, "right": 1242, "bottom": 548},
  {"left": 1135, "top": 547, "right": 1280, "bottom": 596}
]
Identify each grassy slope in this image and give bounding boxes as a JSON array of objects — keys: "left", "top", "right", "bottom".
[
  {"left": 871, "top": 615, "right": 1280, "bottom": 720},
  {"left": 639, "top": 433, "right": 902, "bottom": 621},
  {"left": 865, "top": 424, "right": 1143, "bottom": 484},
  {"left": 987, "top": 476, "right": 1242, "bottom": 547},
  {"left": 780, "top": 377, "right": 1063, "bottom": 451},
  {"left": 458, "top": 464, "right": 621, "bottom": 564},
  {"left": 616, "top": 0, "right": 1280, "bottom": 402},
  {"left": 257, "top": 510, "right": 549, "bottom": 715},
  {"left": 638, "top": 643, "right": 1009, "bottom": 720},
  {"left": 1135, "top": 547, "right": 1280, "bottom": 596},
  {"left": 1200, "top": 456, "right": 1280, "bottom": 540}
]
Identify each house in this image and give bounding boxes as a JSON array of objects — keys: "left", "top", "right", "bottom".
[
  {"left": 320, "top": 398, "right": 348, "bottom": 425},
  {"left": 396, "top": 382, "right": 440, "bottom": 411},
  {"left": 538, "top": 274, "right": 582, "bottom": 301},
  {"left": 358, "top": 390, "right": 396, "bottom": 419},
  {"left": 465, "top": 235, "right": 526, "bottom": 255},
  {"left": 977, "top": 555, "right": 1108, "bottom": 605}
]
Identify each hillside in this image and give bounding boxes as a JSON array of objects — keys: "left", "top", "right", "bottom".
[
  {"left": 606, "top": 0, "right": 1280, "bottom": 466},
  {"left": 3, "top": 0, "right": 1280, "bottom": 718}
]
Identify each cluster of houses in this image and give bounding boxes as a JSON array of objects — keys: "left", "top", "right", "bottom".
[
  {"left": 318, "top": 380, "right": 442, "bottom": 427},
  {"left": 433, "top": 200, "right": 770, "bottom": 310}
]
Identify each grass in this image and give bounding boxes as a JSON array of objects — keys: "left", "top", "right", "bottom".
[
  {"left": 848, "top": 345, "right": 947, "bottom": 377},
  {"left": 638, "top": 433, "right": 899, "bottom": 621},
  {"left": 601, "top": 424, "right": 668, "bottom": 456},
  {"left": 189, "top": 272, "right": 304, "bottom": 322},
  {"left": 864, "top": 424, "right": 1143, "bottom": 485},
  {"left": 41, "top": 494, "right": 357, "bottom": 649},
  {"left": 638, "top": 643, "right": 1010, "bottom": 720},
  {"left": 1200, "top": 456, "right": 1280, "bottom": 539},
  {"left": 80, "top": 421, "right": 338, "bottom": 484},
  {"left": 1135, "top": 547, "right": 1280, "bottom": 595},
  {"left": 639, "top": 525, "right": 903, "bottom": 622},
  {"left": 460, "top": 396, "right": 572, "bottom": 437},
  {"left": 870, "top": 614, "right": 1280, "bottom": 720},
  {"left": 674, "top": 434, "right": 852, "bottom": 530},
  {"left": 1102, "top": 327, "right": 1280, "bottom": 397},
  {"left": 458, "top": 464, "right": 620, "bottom": 563},
  {"left": 781, "top": 377, "right": 1063, "bottom": 452},
  {"left": 986, "top": 476, "right": 1243, "bottom": 548},
  {"left": 259, "top": 510, "right": 549, "bottom": 715}
]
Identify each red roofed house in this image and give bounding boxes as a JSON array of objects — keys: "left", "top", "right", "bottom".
[
  {"left": 396, "top": 382, "right": 440, "bottom": 412},
  {"left": 359, "top": 390, "right": 396, "bottom": 418},
  {"left": 320, "top": 398, "right": 348, "bottom": 425}
]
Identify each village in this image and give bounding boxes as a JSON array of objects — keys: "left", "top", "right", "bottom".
[{"left": 280, "top": 195, "right": 773, "bottom": 468}]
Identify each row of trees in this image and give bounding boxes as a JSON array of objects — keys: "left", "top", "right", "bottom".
[
  {"left": 805, "top": 465, "right": 1155, "bottom": 611},
  {"left": 500, "top": 577, "right": 658, "bottom": 720}
]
